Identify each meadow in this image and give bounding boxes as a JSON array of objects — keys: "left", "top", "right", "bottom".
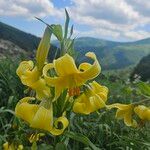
[
  {"left": 0, "top": 57, "right": 149, "bottom": 150},
  {"left": 0, "top": 11, "right": 150, "bottom": 150}
]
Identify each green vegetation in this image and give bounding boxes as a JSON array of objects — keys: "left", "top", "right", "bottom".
[
  {"left": 0, "top": 14, "right": 150, "bottom": 150},
  {"left": 0, "top": 58, "right": 149, "bottom": 149},
  {"left": 130, "top": 54, "right": 150, "bottom": 81}
]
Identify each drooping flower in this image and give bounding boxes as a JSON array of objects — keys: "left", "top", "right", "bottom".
[
  {"left": 73, "top": 81, "right": 108, "bottom": 114},
  {"left": 107, "top": 103, "right": 137, "bottom": 127},
  {"left": 134, "top": 105, "right": 150, "bottom": 121},
  {"left": 43, "top": 52, "right": 101, "bottom": 100},
  {"left": 15, "top": 97, "right": 69, "bottom": 135},
  {"left": 16, "top": 26, "right": 51, "bottom": 100},
  {"left": 16, "top": 61, "right": 51, "bottom": 100}
]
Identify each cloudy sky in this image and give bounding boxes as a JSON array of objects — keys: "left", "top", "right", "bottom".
[{"left": 0, "top": 0, "right": 150, "bottom": 42}]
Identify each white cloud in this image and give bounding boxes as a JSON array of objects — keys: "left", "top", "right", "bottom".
[
  {"left": 0, "top": 0, "right": 63, "bottom": 18},
  {"left": 68, "top": 0, "right": 150, "bottom": 41},
  {"left": 0, "top": 0, "right": 150, "bottom": 41}
]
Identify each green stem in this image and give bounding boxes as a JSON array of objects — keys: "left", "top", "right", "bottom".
[{"left": 132, "top": 99, "right": 150, "bottom": 106}]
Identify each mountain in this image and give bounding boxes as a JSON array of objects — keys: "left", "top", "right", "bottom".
[
  {"left": 74, "top": 37, "right": 150, "bottom": 70},
  {"left": 0, "top": 21, "right": 150, "bottom": 70},
  {"left": 53, "top": 37, "right": 150, "bottom": 70},
  {"left": 130, "top": 54, "right": 150, "bottom": 81},
  {"left": 0, "top": 21, "right": 57, "bottom": 60}
]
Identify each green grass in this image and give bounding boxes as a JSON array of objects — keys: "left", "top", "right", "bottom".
[{"left": 0, "top": 58, "right": 150, "bottom": 149}]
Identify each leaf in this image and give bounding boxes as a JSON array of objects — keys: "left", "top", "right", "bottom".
[
  {"left": 70, "top": 25, "right": 73, "bottom": 37},
  {"left": 52, "top": 25, "right": 63, "bottom": 41},
  {"left": 55, "top": 142, "right": 67, "bottom": 150},
  {"left": 31, "top": 142, "right": 37, "bottom": 150},
  {"left": 65, "top": 131, "right": 100, "bottom": 150},
  {"left": 64, "top": 9, "right": 70, "bottom": 39},
  {"left": 138, "top": 81, "right": 150, "bottom": 96}
]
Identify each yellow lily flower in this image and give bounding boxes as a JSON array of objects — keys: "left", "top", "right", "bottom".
[
  {"left": 107, "top": 103, "right": 137, "bottom": 127},
  {"left": 15, "top": 97, "right": 69, "bottom": 135},
  {"left": 73, "top": 81, "right": 108, "bottom": 114},
  {"left": 43, "top": 52, "right": 101, "bottom": 100},
  {"left": 16, "top": 61, "right": 51, "bottom": 100},
  {"left": 134, "top": 105, "right": 150, "bottom": 121}
]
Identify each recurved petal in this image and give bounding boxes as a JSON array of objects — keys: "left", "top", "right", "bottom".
[
  {"left": 16, "top": 61, "right": 34, "bottom": 77},
  {"left": 43, "top": 63, "right": 60, "bottom": 86},
  {"left": 50, "top": 116, "right": 69, "bottom": 136},
  {"left": 79, "top": 63, "right": 92, "bottom": 71},
  {"left": 30, "top": 105, "right": 53, "bottom": 132},
  {"left": 107, "top": 103, "right": 131, "bottom": 110},
  {"left": 17, "top": 61, "right": 40, "bottom": 87},
  {"left": 78, "top": 52, "right": 101, "bottom": 81},
  {"left": 15, "top": 97, "right": 39, "bottom": 124},
  {"left": 54, "top": 54, "right": 79, "bottom": 76}
]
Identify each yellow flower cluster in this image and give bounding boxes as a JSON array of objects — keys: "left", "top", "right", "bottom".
[{"left": 15, "top": 26, "right": 109, "bottom": 136}]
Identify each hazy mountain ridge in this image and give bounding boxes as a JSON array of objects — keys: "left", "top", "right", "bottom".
[
  {"left": 0, "top": 21, "right": 150, "bottom": 70},
  {"left": 70, "top": 37, "right": 150, "bottom": 69},
  {"left": 0, "top": 21, "right": 57, "bottom": 60}
]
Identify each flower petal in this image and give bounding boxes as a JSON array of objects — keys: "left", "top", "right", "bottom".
[
  {"left": 54, "top": 54, "right": 79, "bottom": 76},
  {"left": 78, "top": 52, "right": 101, "bottom": 81},
  {"left": 107, "top": 103, "right": 131, "bottom": 110},
  {"left": 73, "top": 102, "right": 87, "bottom": 114},
  {"left": 17, "top": 61, "right": 40, "bottom": 87},
  {"left": 79, "top": 63, "right": 92, "bottom": 71},
  {"left": 15, "top": 97, "right": 39, "bottom": 124},
  {"left": 31, "top": 78, "right": 51, "bottom": 100},
  {"left": 115, "top": 109, "right": 125, "bottom": 119},
  {"left": 90, "top": 81, "right": 108, "bottom": 102},
  {"left": 134, "top": 105, "right": 150, "bottom": 120},
  {"left": 16, "top": 61, "right": 34, "bottom": 77},
  {"left": 50, "top": 116, "right": 69, "bottom": 136},
  {"left": 124, "top": 112, "right": 132, "bottom": 126},
  {"left": 30, "top": 105, "right": 53, "bottom": 132}
]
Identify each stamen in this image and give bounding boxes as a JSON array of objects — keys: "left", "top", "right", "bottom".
[{"left": 68, "top": 87, "right": 80, "bottom": 96}]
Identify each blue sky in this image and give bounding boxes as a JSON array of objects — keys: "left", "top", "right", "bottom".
[{"left": 0, "top": 0, "right": 150, "bottom": 42}]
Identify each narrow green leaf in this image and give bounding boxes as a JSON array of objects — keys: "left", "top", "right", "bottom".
[
  {"left": 64, "top": 9, "right": 70, "bottom": 39},
  {"left": 65, "top": 131, "right": 100, "bottom": 150},
  {"left": 70, "top": 25, "right": 73, "bottom": 37},
  {"left": 52, "top": 25, "right": 63, "bottom": 41}
]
